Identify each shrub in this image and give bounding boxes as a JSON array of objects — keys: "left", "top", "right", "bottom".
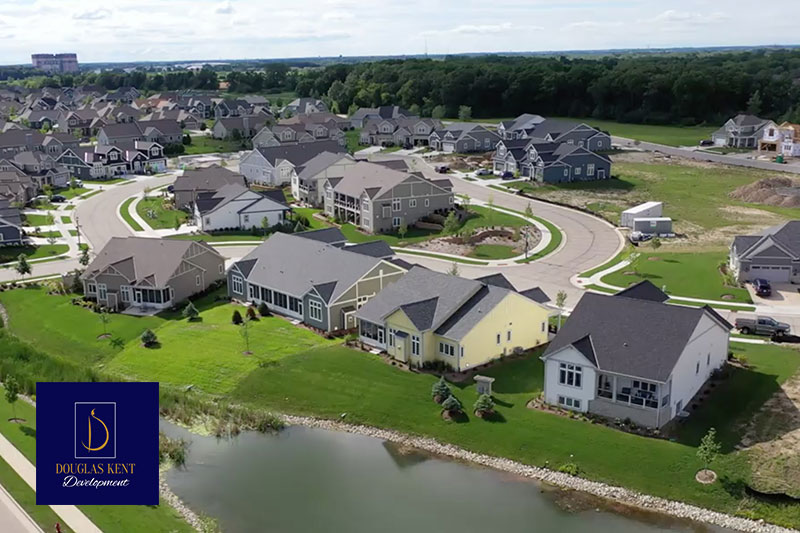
[
  {"left": 431, "top": 377, "right": 451, "bottom": 403},
  {"left": 441, "top": 394, "right": 462, "bottom": 414},
  {"left": 558, "top": 462, "right": 580, "bottom": 476},
  {"left": 232, "top": 310, "right": 243, "bottom": 325},
  {"left": 474, "top": 394, "right": 495, "bottom": 416},
  {"left": 182, "top": 302, "right": 199, "bottom": 321},
  {"left": 257, "top": 302, "right": 270, "bottom": 317},
  {"left": 141, "top": 329, "right": 158, "bottom": 347},
  {"left": 246, "top": 306, "right": 257, "bottom": 321},
  {"left": 159, "top": 432, "right": 189, "bottom": 467}
]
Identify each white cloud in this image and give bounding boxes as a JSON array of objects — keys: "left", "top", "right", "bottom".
[
  {"left": 322, "top": 10, "right": 354, "bottom": 21},
  {"left": 640, "top": 10, "right": 730, "bottom": 26},
  {"left": 72, "top": 8, "right": 111, "bottom": 20},
  {"left": 423, "top": 22, "right": 542, "bottom": 37},
  {"left": 214, "top": 1, "right": 234, "bottom": 14}
]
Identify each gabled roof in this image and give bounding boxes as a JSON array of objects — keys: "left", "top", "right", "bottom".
[
  {"left": 194, "top": 183, "right": 289, "bottom": 216},
  {"left": 233, "top": 232, "right": 392, "bottom": 303},
  {"left": 734, "top": 221, "right": 800, "bottom": 260},
  {"left": 331, "top": 161, "right": 450, "bottom": 200},
  {"left": 174, "top": 166, "right": 245, "bottom": 193},
  {"left": 296, "top": 151, "right": 354, "bottom": 180},
  {"left": 252, "top": 140, "right": 345, "bottom": 167},
  {"left": 82, "top": 237, "right": 221, "bottom": 287},
  {"left": 344, "top": 240, "right": 394, "bottom": 259},
  {"left": 295, "top": 227, "right": 346, "bottom": 245},
  {"left": 615, "top": 280, "right": 669, "bottom": 303},
  {"left": 543, "top": 292, "right": 731, "bottom": 382}
]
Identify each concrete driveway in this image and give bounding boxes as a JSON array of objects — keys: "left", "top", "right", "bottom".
[{"left": 747, "top": 283, "right": 800, "bottom": 307}]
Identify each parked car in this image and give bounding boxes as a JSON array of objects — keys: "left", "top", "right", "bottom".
[
  {"left": 734, "top": 316, "right": 790, "bottom": 337},
  {"left": 752, "top": 278, "right": 772, "bottom": 297},
  {"left": 71, "top": 179, "right": 83, "bottom": 187},
  {"left": 500, "top": 171, "right": 514, "bottom": 180},
  {"left": 50, "top": 194, "right": 67, "bottom": 203},
  {"left": 629, "top": 231, "right": 653, "bottom": 243},
  {"left": 475, "top": 169, "right": 491, "bottom": 176},
  {"left": 699, "top": 139, "right": 714, "bottom": 147},
  {"left": 28, "top": 194, "right": 50, "bottom": 206},
  {"left": 167, "top": 184, "right": 175, "bottom": 194},
  {"left": 435, "top": 165, "right": 450, "bottom": 174}
]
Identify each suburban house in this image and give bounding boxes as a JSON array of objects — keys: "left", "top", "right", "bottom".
[
  {"left": 541, "top": 281, "right": 731, "bottom": 428},
  {"left": 493, "top": 139, "right": 612, "bottom": 182},
  {"left": 56, "top": 142, "right": 166, "bottom": 179},
  {"left": 712, "top": 114, "right": 771, "bottom": 148},
  {"left": 227, "top": 230, "right": 407, "bottom": 332},
  {"left": 497, "top": 114, "right": 546, "bottom": 140},
  {"left": 211, "top": 115, "right": 270, "bottom": 140},
  {"left": 82, "top": 237, "right": 226, "bottom": 311},
  {"left": 349, "top": 106, "right": 413, "bottom": 129},
  {"left": 97, "top": 119, "right": 183, "bottom": 146},
  {"left": 0, "top": 151, "right": 70, "bottom": 188},
  {"left": 524, "top": 119, "right": 612, "bottom": 152},
  {"left": 58, "top": 109, "right": 105, "bottom": 138},
  {"left": 19, "top": 109, "right": 59, "bottom": 130},
  {"left": 323, "top": 161, "right": 454, "bottom": 234},
  {"left": 239, "top": 140, "right": 345, "bottom": 187},
  {"left": 356, "top": 267, "right": 552, "bottom": 371},
  {"left": 173, "top": 166, "right": 246, "bottom": 209},
  {"left": 193, "top": 183, "right": 290, "bottom": 232},
  {"left": 729, "top": 220, "right": 800, "bottom": 283},
  {"left": 758, "top": 121, "right": 800, "bottom": 157},
  {"left": 282, "top": 98, "right": 328, "bottom": 117},
  {"left": 0, "top": 130, "right": 78, "bottom": 157},
  {"left": 251, "top": 127, "right": 282, "bottom": 148},
  {"left": 291, "top": 151, "right": 357, "bottom": 206},
  {"left": 428, "top": 123, "right": 500, "bottom": 153},
  {"left": 281, "top": 112, "right": 350, "bottom": 132},
  {"left": 0, "top": 170, "right": 36, "bottom": 204},
  {"left": 360, "top": 117, "right": 440, "bottom": 147},
  {"left": 0, "top": 198, "right": 23, "bottom": 245}
]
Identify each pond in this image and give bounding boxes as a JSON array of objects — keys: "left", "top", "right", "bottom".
[{"left": 161, "top": 421, "right": 727, "bottom": 533}]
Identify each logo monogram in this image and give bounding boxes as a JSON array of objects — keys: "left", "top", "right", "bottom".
[
  {"left": 74, "top": 402, "right": 116, "bottom": 459},
  {"left": 81, "top": 408, "right": 110, "bottom": 452}
]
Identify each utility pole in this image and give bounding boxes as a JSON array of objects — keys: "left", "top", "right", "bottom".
[{"left": 74, "top": 215, "right": 81, "bottom": 247}]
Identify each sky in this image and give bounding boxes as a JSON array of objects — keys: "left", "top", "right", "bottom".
[{"left": 0, "top": 0, "right": 798, "bottom": 65}]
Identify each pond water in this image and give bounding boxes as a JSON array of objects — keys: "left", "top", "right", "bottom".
[{"left": 161, "top": 421, "right": 728, "bottom": 533}]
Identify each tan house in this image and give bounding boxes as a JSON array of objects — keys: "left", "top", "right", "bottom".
[{"left": 82, "top": 237, "right": 225, "bottom": 311}]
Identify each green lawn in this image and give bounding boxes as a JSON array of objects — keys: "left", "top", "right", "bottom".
[
  {"left": 119, "top": 197, "right": 143, "bottom": 231},
  {"left": 231, "top": 343, "right": 800, "bottom": 528},
  {"left": 0, "top": 244, "right": 68, "bottom": 265},
  {"left": 60, "top": 215, "right": 72, "bottom": 224},
  {"left": 53, "top": 186, "right": 89, "bottom": 199},
  {"left": 136, "top": 196, "right": 188, "bottom": 230},
  {"left": 0, "top": 288, "right": 165, "bottom": 364},
  {"left": 81, "top": 177, "right": 127, "bottom": 185},
  {"left": 27, "top": 230, "right": 61, "bottom": 239},
  {"left": 0, "top": 389, "right": 193, "bottom": 533},
  {"left": 345, "top": 129, "right": 362, "bottom": 154},
  {"left": 292, "top": 207, "right": 332, "bottom": 230},
  {"left": 185, "top": 136, "right": 246, "bottom": 155},
  {"left": 105, "top": 302, "right": 336, "bottom": 395},
  {"left": 468, "top": 244, "right": 517, "bottom": 259},
  {"left": 21, "top": 213, "right": 54, "bottom": 227},
  {"left": 580, "top": 245, "right": 633, "bottom": 278},
  {"left": 601, "top": 250, "right": 752, "bottom": 303},
  {"left": 170, "top": 232, "right": 265, "bottom": 242},
  {"left": 79, "top": 190, "right": 103, "bottom": 200},
  {"left": 68, "top": 229, "right": 78, "bottom": 237},
  {"left": 553, "top": 117, "right": 716, "bottom": 147},
  {"left": 394, "top": 249, "right": 488, "bottom": 265}
]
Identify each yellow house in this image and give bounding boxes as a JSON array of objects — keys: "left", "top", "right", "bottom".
[{"left": 356, "top": 268, "right": 552, "bottom": 371}]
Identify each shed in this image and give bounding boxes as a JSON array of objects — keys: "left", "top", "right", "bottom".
[
  {"left": 632, "top": 217, "right": 673, "bottom": 235},
  {"left": 621, "top": 201, "right": 663, "bottom": 228}
]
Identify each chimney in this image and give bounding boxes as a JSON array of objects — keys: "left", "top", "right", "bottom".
[
  {"left": 25, "top": 133, "right": 32, "bottom": 145},
  {"left": 243, "top": 116, "right": 250, "bottom": 135}
]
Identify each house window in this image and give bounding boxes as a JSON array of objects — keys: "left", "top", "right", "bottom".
[
  {"left": 248, "top": 284, "right": 258, "bottom": 300},
  {"left": 218, "top": 264, "right": 224, "bottom": 274},
  {"left": 558, "top": 396, "right": 581, "bottom": 410},
  {"left": 288, "top": 296, "right": 303, "bottom": 315},
  {"left": 392, "top": 217, "right": 401, "bottom": 228},
  {"left": 86, "top": 282, "right": 97, "bottom": 294},
  {"left": 574, "top": 167, "right": 582, "bottom": 176},
  {"left": 707, "top": 353, "right": 710, "bottom": 366},
  {"left": 507, "top": 330, "right": 512, "bottom": 342},
  {"left": 261, "top": 286, "right": 272, "bottom": 303},
  {"left": 388, "top": 328, "right": 395, "bottom": 347},
  {"left": 439, "top": 342, "right": 455, "bottom": 357},
  {"left": 231, "top": 274, "right": 244, "bottom": 294},
  {"left": 196, "top": 275, "right": 201, "bottom": 286},
  {"left": 309, "top": 300, "right": 323, "bottom": 322},
  {"left": 558, "top": 363, "right": 582, "bottom": 387},
  {"left": 392, "top": 198, "right": 401, "bottom": 211},
  {"left": 120, "top": 286, "right": 131, "bottom": 302},
  {"left": 409, "top": 199, "right": 417, "bottom": 208},
  {"left": 541, "top": 321, "right": 546, "bottom": 332},
  {"left": 243, "top": 214, "right": 249, "bottom": 223},
  {"left": 363, "top": 199, "right": 370, "bottom": 212},
  {"left": 496, "top": 333, "right": 501, "bottom": 345},
  {"left": 632, "top": 380, "right": 657, "bottom": 393},
  {"left": 448, "top": 197, "right": 454, "bottom": 204},
  {"left": 425, "top": 199, "right": 429, "bottom": 207},
  {"left": 587, "top": 164, "right": 595, "bottom": 177},
  {"left": 563, "top": 168, "right": 569, "bottom": 177},
  {"left": 411, "top": 335, "right": 420, "bottom": 356},
  {"left": 696, "top": 362, "right": 700, "bottom": 374},
  {"left": 97, "top": 284, "right": 107, "bottom": 300}
]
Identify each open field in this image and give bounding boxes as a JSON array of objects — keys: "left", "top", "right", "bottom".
[
  {"left": 136, "top": 196, "right": 188, "bottom": 230},
  {"left": 554, "top": 117, "right": 717, "bottom": 147},
  {"left": 601, "top": 250, "right": 752, "bottom": 303},
  {"left": 185, "top": 136, "right": 246, "bottom": 155}
]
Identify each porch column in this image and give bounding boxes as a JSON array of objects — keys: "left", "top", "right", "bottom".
[{"left": 612, "top": 375, "right": 617, "bottom": 402}]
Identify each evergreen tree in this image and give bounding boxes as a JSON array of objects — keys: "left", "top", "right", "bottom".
[{"left": 15, "top": 254, "right": 31, "bottom": 280}]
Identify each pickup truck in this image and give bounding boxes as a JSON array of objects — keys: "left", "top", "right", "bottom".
[{"left": 734, "top": 316, "right": 791, "bottom": 337}]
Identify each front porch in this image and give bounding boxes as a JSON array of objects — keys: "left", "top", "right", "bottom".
[{"left": 591, "top": 373, "right": 672, "bottom": 428}]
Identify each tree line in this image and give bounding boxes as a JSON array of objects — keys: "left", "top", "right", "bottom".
[{"left": 293, "top": 50, "right": 800, "bottom": 125}]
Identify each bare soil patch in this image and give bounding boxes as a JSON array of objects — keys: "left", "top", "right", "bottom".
[
  {"left": 695, "top": 469, "right": 717, "bottom": 484},
  {"left": 730, "top": 177, "right": 800, "bottom": 208},
  {"left": 410, "top": 225, "right": 541, "bottom": 257}
]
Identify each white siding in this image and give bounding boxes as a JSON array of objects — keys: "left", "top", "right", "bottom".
[{"left": 543, "top": 346, "right": 597, "bottom": 413}]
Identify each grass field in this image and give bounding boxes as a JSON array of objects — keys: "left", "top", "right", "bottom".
[
  {"left": 27, "top": 230, "right": 61, "bottom": 239},
  {"left": 553, "top": 117, "right": 717, "bottom": 147},
  {"left": 119, "top": 197, "right": 143, "bottom": 231},
  {"left": 601, "top": 250, "right": 752, "bottom": 303},
  {"left": 345, "top": 129, "right": 362, "bottom": 154},
  {"left": 0, "top": 244, "right": 67, "bottom": 265},
  {"left": 292, "top": 207, "right": 332, "bottom": 230},
  {"left": 185, "top": 136, "right": 246, "bottom": 155},
  {"left": 106, "top": 301, "right": 336, "bottom": 394},
  {"left": 60, "top": 215, "right": 72, "bottom": 224},
  {"left": 82, "top": 177, "right": 128, "bottom": 185},
  {"left": 21, "top": 213, "right": 54, "bottom": 227},
  {"left": 136, "top": 196, "right": 188, "bottom": 230},
  {"left": 468, "top": 243, "right": 517, "bottom": 259},
  {"left": 53, "top": 186, "right": 90, "bottom": 199}
]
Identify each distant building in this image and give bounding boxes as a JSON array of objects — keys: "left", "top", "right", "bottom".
[{"left": 31, "top": 53, "right": 79, "bottom": 74}]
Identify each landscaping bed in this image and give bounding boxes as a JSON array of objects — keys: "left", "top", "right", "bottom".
[{"left": 137, "top": 195, "right": 188, "bottom": 230}]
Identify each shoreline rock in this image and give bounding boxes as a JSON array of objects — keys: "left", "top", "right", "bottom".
[{"left": 279, "top": 414, "right": 797, "bottom": 533}]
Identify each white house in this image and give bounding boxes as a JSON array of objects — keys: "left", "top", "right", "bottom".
[
  {"left": 193, "top": 183, "right": 290, "bottom": 232},
  {"left": 541, "top": 281, "right": 731, "bottom": 429},
  {"left": 238, "top": 141, "right": 345, "bottom": 187}
]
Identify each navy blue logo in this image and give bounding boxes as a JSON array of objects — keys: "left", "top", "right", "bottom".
[{"left": 37, "top": 382, "right": 159, "bottom": 505}]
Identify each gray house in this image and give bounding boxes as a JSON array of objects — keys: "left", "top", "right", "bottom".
[
  {"left": 493, "top": 139, "right": 611, "bottom": 183},
  {"left": 542, "top": 281, "right": 732, "bottom": 429},
  {"left": 429, "top": 123, "right": 500, "bottom": 153},
  {"left": 360, "top": 117, "right": 440, "bottom": 147},
  {"left": 97, "top": 119, "right": 183, "bottom": 146},
  {"left": 497, "top": 114, "right": 546, "bottom": 139},
  {"left": 0, "top": 198, "right": 23, "bottom": 245},
  {"left": 291, "top": 151, "right": 356, "bottom": 206},
  {"left": 712, "top": 114, "right": 771, "bottom": 148},
  {"left": 227, "top": 230, "right": 407, "bottom": 332},
  {"left": 729, "top": 221, "right": 800, "bottom": 283},
  {"left": 239, "top": 140, "right": 345, "bottom": 187},
  {"left": 173, "top": 166, "right": 246, "bottom": 209},
  {"left": 349, "top": 106, "right": 413, "bottom": 129},
  {"left": 211, "top": 115, "right": 270, "bottom": 140},
  {"left": 82, "top": 237, "right": 226, "bottom": 311},
  {"left": 282, "top": 98, "right": 328, "bottom": 117},
  {"left": 323, "top": 161, "right": 454, "bottom": 234},
  {"left": 526, "top": 119, "right": 611, "bottom": 152}
]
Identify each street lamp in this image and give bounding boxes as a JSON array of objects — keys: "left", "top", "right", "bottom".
[{"left": 74, "top": 216, "right": 81, "bottom": 247}]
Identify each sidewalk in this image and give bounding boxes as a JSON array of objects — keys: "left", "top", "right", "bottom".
[
  {"left": 0, "top": 432, "right": 102, "bottom": 533},
  {"left": 0, "top": 482, "right": 44, "bottom": 533}
]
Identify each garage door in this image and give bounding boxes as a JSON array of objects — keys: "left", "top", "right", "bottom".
[
  {"left": 442, "top": 143, "right": 455, "bottom": 153},
  {"left": 751, "top": 265, "right": 791, "bottom": 282}
]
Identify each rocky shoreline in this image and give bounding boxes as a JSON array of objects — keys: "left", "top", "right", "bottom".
[
  {"left": 159, "top": 471, "right": 208, "bottom": 531},
  {"left": 279, "top": 414, "right": 797, "bottom": 533}
]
